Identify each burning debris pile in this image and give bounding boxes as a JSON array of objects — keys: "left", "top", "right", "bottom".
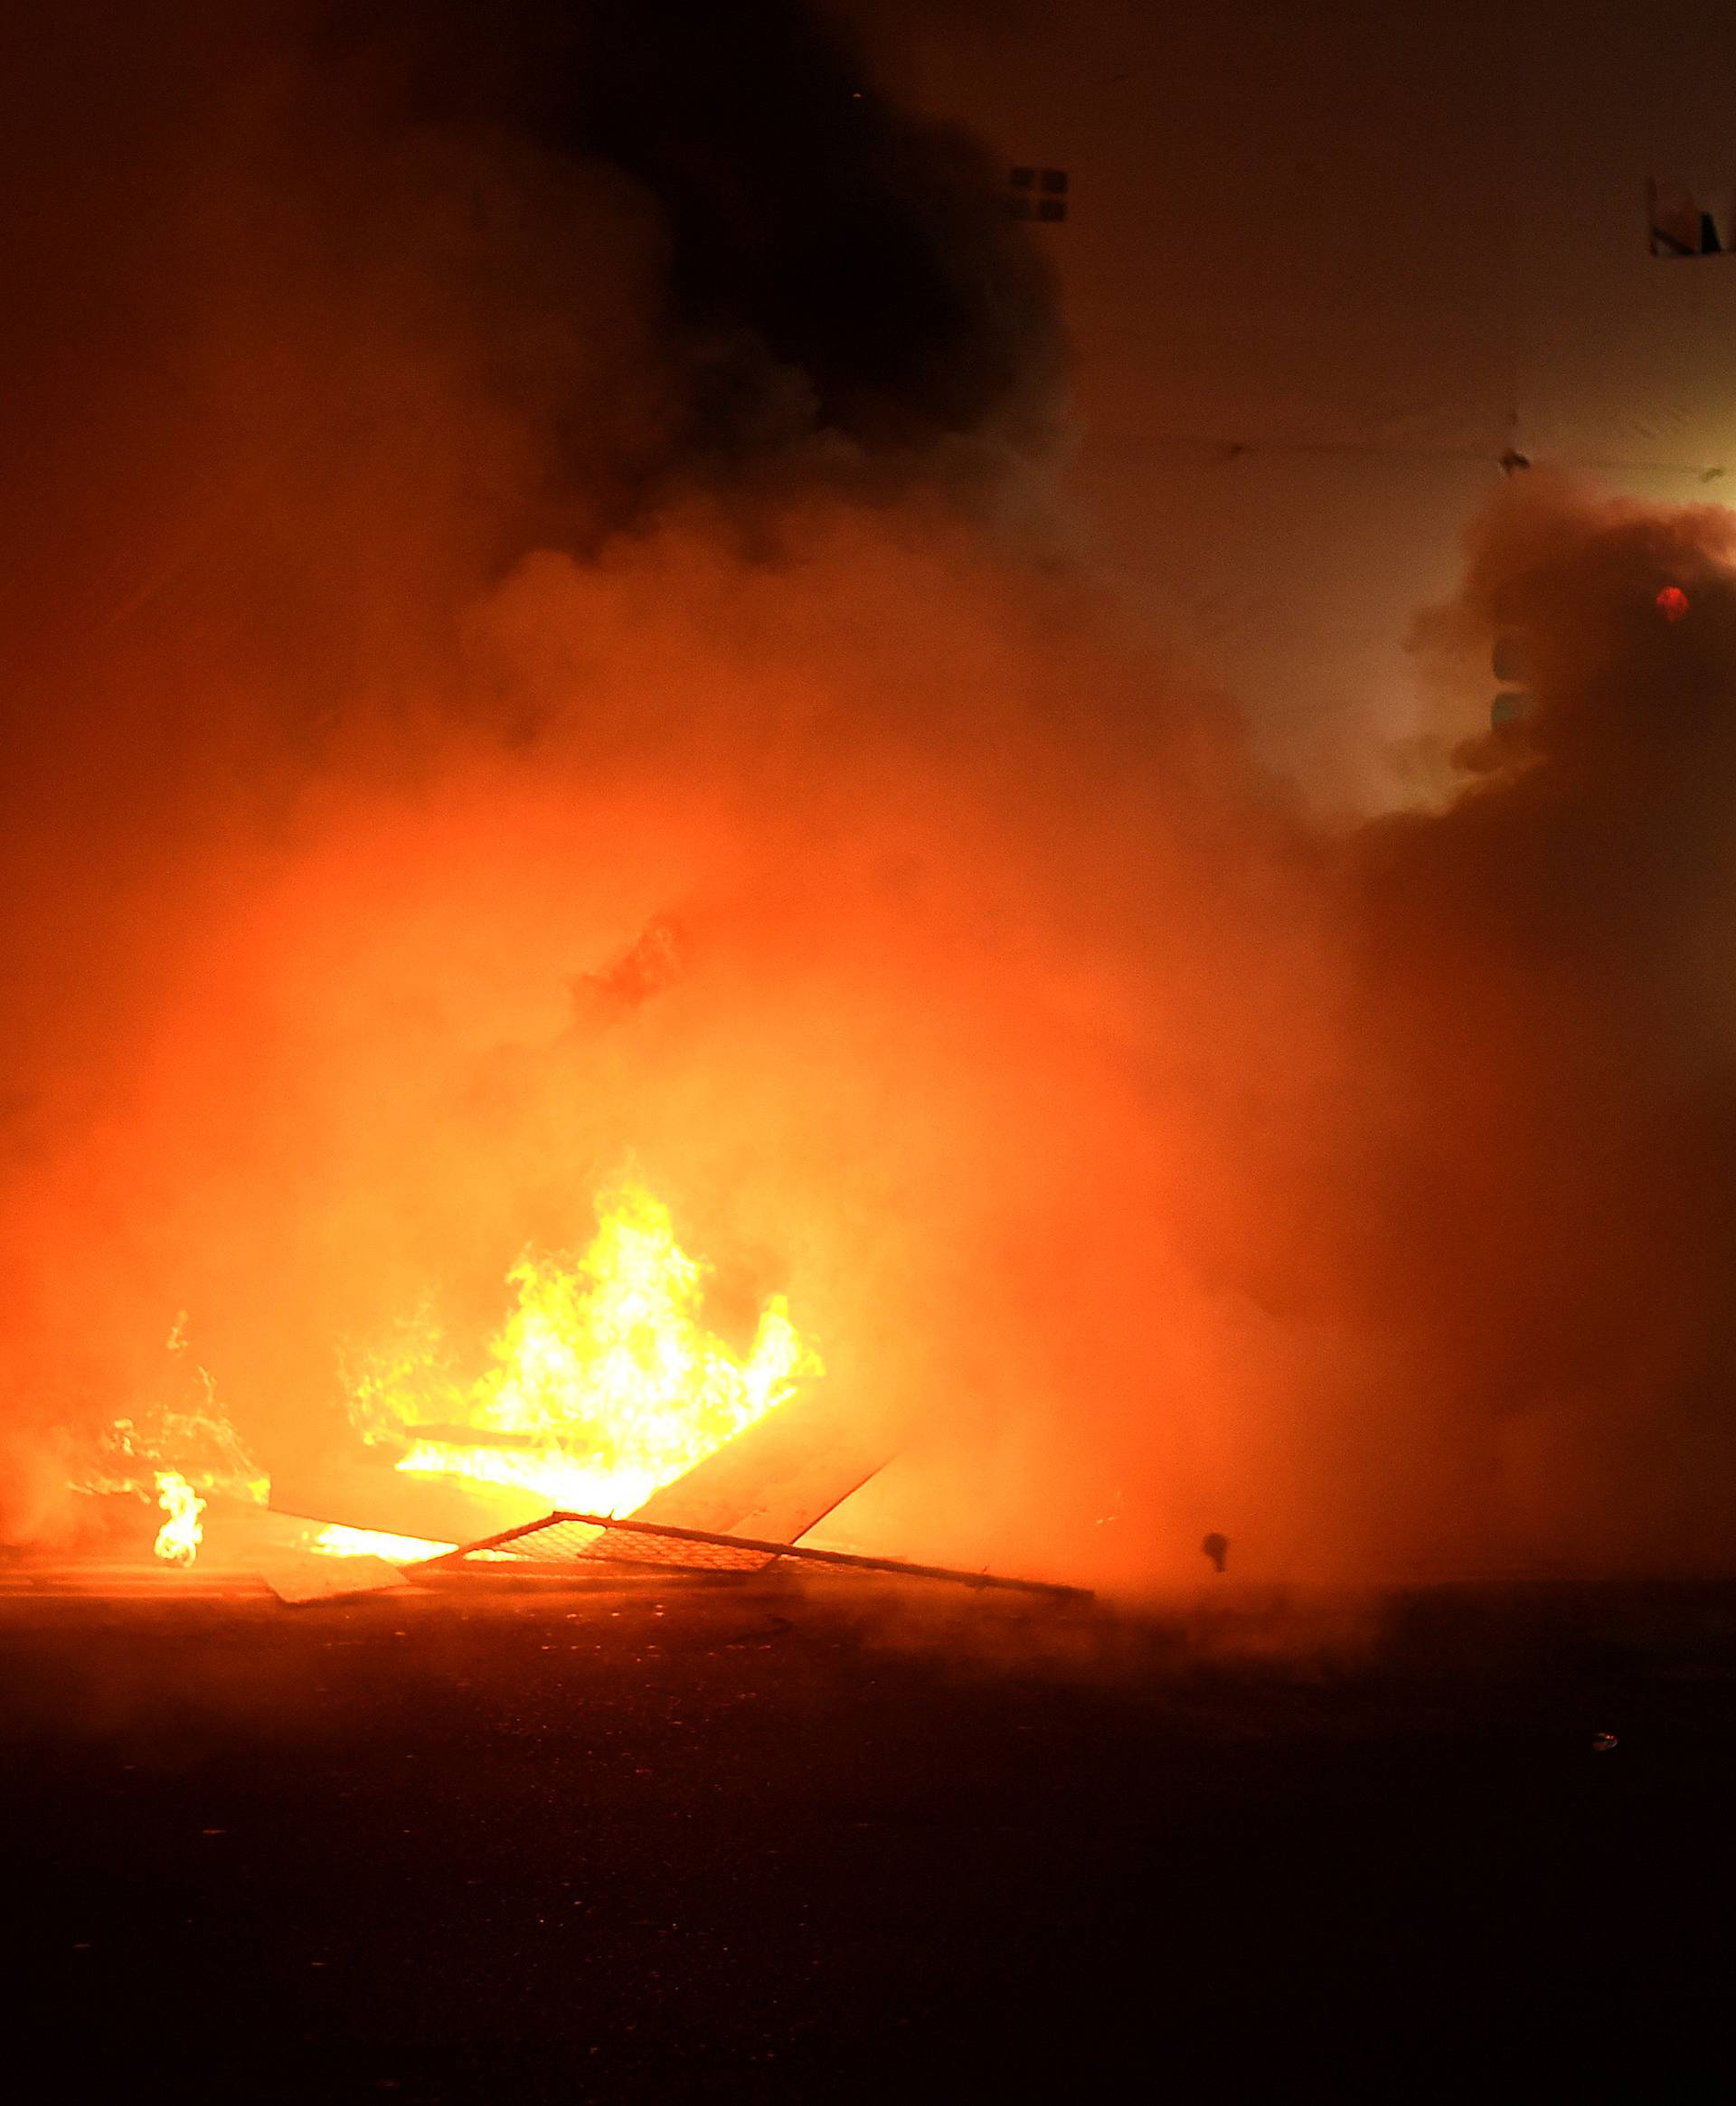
[
  {"left": 63, "top": 1182, "right": 1071, "bottom": 1601},
  {"left": 62, "top": 1185, "right": 810, "bottom": 1567},
  {"left": 68, "top": 1321, "right": 270, "bottom": 1566},
  {"left": 68, "top": 1183, "right": 814, "bottom": 1559}
]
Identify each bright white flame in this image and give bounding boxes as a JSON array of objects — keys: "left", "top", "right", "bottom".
[
  {"left": 153, "top": 1469, "right": 205, "bottom": 1565},
  {"left": 311, "top": 1525, "right": 454, "bottom": 1563}
]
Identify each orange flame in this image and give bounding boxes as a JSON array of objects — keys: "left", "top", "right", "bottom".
[
  {"left": 346, "top": 1185, "right": 822, "bottom": 1517},
  {"left": 70, "top": 1327, "right": 267, "bottom": 1566}
]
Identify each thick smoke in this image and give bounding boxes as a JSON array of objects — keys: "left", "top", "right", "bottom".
[{"left": 2, "top": 4, "right": 1732, "bottom": 1586}]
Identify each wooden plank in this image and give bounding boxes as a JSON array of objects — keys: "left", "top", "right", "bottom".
[
  {"left": 267, "top": 1459, "right": 549, "bottom": 1544},
  {"left": 625, "top": 1392, "right": 893, "bottom": 1544},
  {"left": 258, "top": 1551, "right": 410, "bottom": 1603}
]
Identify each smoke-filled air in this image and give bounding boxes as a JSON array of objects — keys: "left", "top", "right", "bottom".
[{"left": 4, "top": 0, "right": 1735, "bottom": 1589}]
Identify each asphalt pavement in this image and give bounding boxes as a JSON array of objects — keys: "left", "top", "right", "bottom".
[{"left": 3, "top": 1572, "right": 1732, "bottom": 2101}]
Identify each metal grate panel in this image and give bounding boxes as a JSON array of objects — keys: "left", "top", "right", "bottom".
[
  {"left": 448, "top": 1513, "right": 774, "bottom": 1573},
  {"left": 578, "top": 1525, "right": 772, "bottom": 1572},
  {"left": 431, "top": 1510, "right": 1090, "bottom": 1600},
  {"left": 470, "top": 1517, "right": 606, "bottom": 1563}
]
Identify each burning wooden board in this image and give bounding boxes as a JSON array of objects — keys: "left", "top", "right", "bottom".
[{"left": 619, "top": 1386, "right": 891, "bottom": 1543}]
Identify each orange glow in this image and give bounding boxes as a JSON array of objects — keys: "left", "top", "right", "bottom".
[{"left": 344, "top": 1185, "right": 822, "bottom": 1519}]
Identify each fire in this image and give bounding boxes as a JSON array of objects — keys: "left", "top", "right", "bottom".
[
  {"left": 69, "top": 1322, "right": 269, "bottom": 1568},
  {"left": 346, "top": 1185, "right": 822, "bottom": 1517},
  {"left": 310, "top": 1525, "right": 454, "bottom": 1562},
  {"left": 153, "top": 1469, "right": 205, "bottom": 1565},
  {"left": 66, "top": 1187, "right": 811, "bottom": 1567}
]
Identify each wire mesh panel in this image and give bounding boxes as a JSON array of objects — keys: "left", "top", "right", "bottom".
[
  {"left": 433, "top": 1509, "right": 1090, "bottom": 1599},
  {"left": 448, "top": 1513, "right": 775, "bottom": 1573},
  {"left": 580, "top": 1525, "right": 773, "bottom": 1572},
  {"left": 465, "top": 1517, "right": 606, "bottom": 1563}
]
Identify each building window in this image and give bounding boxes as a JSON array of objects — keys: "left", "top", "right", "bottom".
[
  {"left": 1649, "top": 177, "right": 1731, "bottom": 257},
  {"left": 1009, "top": 166, "right": 1068, "bottom": 223}
]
